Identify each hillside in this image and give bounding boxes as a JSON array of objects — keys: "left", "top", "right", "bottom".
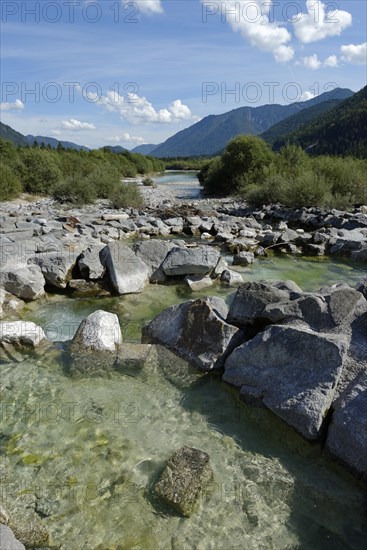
[
  {"left": 261, "top": 99, "right": 342, "bottom": 148},
  {"left": 151, "top": 88, "right": 353, "bottom": 158},
  {"left": 274, "top": 86, "right": 367, "bottom": 157},
  {"left": 131, "top": 144, "right": 159, "bottom": 155},
  {"left": 0, "top": 122, "right": 30, "bottom": 147}
]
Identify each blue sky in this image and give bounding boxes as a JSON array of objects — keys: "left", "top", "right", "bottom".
[{"left": 1, "top": 0, "right": 366, "bottom": 149}]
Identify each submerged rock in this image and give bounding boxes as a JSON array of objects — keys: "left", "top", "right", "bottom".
[
  {"left": 224, "top": 325, "right": 346, "bottom": 440},
  {"left": 0, "top": 525, "right": 25, "bottom": 550},
  {"left": 142, "top": 296, "right": 243, "bottom": 371},
  {"left": 154, "top": 446, "right": 213, "bottom": 517}
]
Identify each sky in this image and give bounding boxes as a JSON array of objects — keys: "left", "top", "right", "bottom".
[{"left": 1, "top": 0, "right": 366, "bottom": 149}]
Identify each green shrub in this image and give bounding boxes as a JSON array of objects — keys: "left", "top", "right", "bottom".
[
  {"left": 19, "top": 149, "right": 62, "bottom": 194},
  {"left": 110, "top": 183, "right": 144, "bottom": 209},
  {"left": 142, "top": 177, "right": 154, "bottom": 187},
  {"left": 86, "top": 164, "right": 120, "bottom": 198},
  {"left": 52, "top": 175, "right": 97, "bottom": 205},
  {"left": 0, "top": 163, "right": 22, "bottom": 200}
]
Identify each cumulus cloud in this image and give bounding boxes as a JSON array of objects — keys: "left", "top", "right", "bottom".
[
  {"left": 0, "top": 99, "right": 24, "bottom": 111},
  {"left": 299, "top": 53, "right": 339, "bottom": 70},
  {"left": 292, "top": 0, "right": 352, "bottom": 43},
  {"left": 97, "top": 91, "right": 199, "bottom": 124},
  {"left": 340, "top": 42, "right": 367, "bottom": 65},
  {"left": 300, "top": 91, "right": 316, "bottom": 101},
  {"left": 50, "top": 129, "right": 62, "bottom": 136},
  {"left": 112, "top": 133, "right": 145, "bottom": 144},
  {"left": 208, "top": 0, "right": 294, "bottom": 62},
  {"left": 61, "top": 119, "right": 96, "bottom": 131},
  {"left": 124, "top": 0, "right": 163, "bottom": 15}
]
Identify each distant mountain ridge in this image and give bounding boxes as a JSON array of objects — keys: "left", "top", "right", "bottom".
[
  {"left": 150, "top": 88, "right": 354, "bottom": 157},
  {"left": 131, "top": 144, "right": 159, "bottom": 155},
  {"left": 27, "top": 134, "right": 90, "bottom": 151},
  {"left": 0, "top": 122, "right": 30, "bottom": 147}
]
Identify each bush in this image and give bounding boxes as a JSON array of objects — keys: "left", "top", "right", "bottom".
[
  {"left": 20, "top": 149, "right": 62, "bottom": 194},
  {"left": 86, "top": 164, "right": 120, "bottom": 199},
  {"left": 52, "top": 175, "right": 97, "bottom": 205},
  {"left": 142, "top": 177, "right": 155, "bottom": 187},
  {"left": 110, "top": 183, "right": 144, "bottom": 209},
  {"left": 0, "top": 163, "right": 22, "bottom": 200}
]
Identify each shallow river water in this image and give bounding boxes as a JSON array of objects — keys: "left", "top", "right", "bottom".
[{"left": 1, "top": 255, "right": 367, "bottom": 549}]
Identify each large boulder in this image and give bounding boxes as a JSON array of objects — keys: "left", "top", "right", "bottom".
[
  {"left": 28, "top": 250, "right": 80, "bottom": 289},
  {"left": 72, "top": 310, "right": 122, "bottom": 353},
  {"left": 78, "top": 245, "right": 105, "bottom": 280},
  {"left": 227, "top": 282, "right": 290, "bottom": 326},
  {"left": 224, "top": 325, "right": 346, "bottom": 440},
  {"left": 142, "top": 297, "right": 243, "bottom": 371},
  {"left": 0, "top": 265, "right": 45, "bottom": 301},
  {"left": 133, "top": 240, "right": 175, "bottom": 278},
  {"left": 326, "top": 372, "right": 367, "bottom": 479},
  {"left": 0, "top": 289, "right": 24, "bottom": 319},
  {"left": 161, "top": 246, "right": 220, "bottom": 276},
  {"left": 154, "top": 446, "right": 213, "bottom": 517},
  {"left": 101, "top": 242, "right": 149, "bottom": 295}
]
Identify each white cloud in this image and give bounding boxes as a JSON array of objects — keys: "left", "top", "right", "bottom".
[
  {"left": 124, "top": 0, "right": 163, "bottom": 15},
  {"left": 0, "top": 99, "right": 24, "bottom": 111},
  {"left": 112, "top": 133, "right": 145, "bottom": 144},
  {"left": 299, "top": 53, "right": 339, "bottom": 70},
  {"left": 340, "top": 42, "right": 367, "bottom": 65},
  {"left": 301, "top": 54, "right": 322, "bottom": 69},
  {"left": 51, "top": 129, "right": 62, "bottom": 136},
  {"left": 61, "top": 119, "right": 96, "bottom": 131},
  {"left": 300, "top": 91, "right": 316, "bottom": 101},
  {"left": 209, "top": 1, "right": 294, "bottom": 62},
  {"left": 97, "top": 91, "right": 199, "bottom": 124},
  {"left": 292, "top": 0, "right": 352, "bottom": 44},
  {"left": 324, "top": 55, "right": 339, "bottom": 67}
]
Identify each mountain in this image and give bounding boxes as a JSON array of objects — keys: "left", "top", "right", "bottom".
[
  {"left": 151, "top": 88, "right": 354, "bottom": 158},
  {"left": 27, "top": 135, "right": 89, "bottom": 151},
  {"left": 131, "top": 144, "right": 159, "bottom": 155},
  {"left": 273, "top": 86, "right": 367, "bottom": 157},
  {"left": 0, "top": 122, "right": 30, "bottom": 147},
  {"left": 261, "top": 99, "right": 343, "bottom": 147}
]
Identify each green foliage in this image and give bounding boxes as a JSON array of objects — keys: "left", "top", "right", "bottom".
[
  {"left": 19, "top": 148, "right": 62, "bottom": 194},
  {"left": 110, "top": 183, "right": 144, "bottom": 209},
  {"left": 52, "top": 175, "right": 97, "bottom": 205},
  {"left": 86, "top": 164, "right": 120, "bottom": 198},
  {"left": 142, "top": 177, "right": 154, "bottom": 187},
  {"left": 199, "top": 136, "right": 273, "bottom": 196},
  {"left": 0, "top": 163, "right": 22, "bottom": 201}
]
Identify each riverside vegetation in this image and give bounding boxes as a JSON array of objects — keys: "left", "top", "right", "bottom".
[{"left": 0, "top": 138, "right": 164, "bottom": 205}]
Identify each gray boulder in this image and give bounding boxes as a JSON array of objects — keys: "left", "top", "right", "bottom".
[
  {"left": 227, "top": 282, "right": 290, "bottom": 326},
  {"left": 154, "top": 446, "right": 213, "bottom": 517},
  {"left": 0, "top": 289, "right": 24, "bottom": 319},
  {"left": 326, "top": 372, "right": 367, "bottom": 479},
  {"left": 233, "top": 251, "right": 255, "bottom": 266},
  {"left": 0, "top": 265, "right": 45, "bottom": 301},
  {"left": 355, "top": 278, "right": 367, "bottom": 299},
  {"left": 0, "top": 525, "right": 25, "bottom": 550},
  {"left": 72, "top": 310, "right": 122, "bottom": 353},
  {"left": 224, "top": 325, "right": 346, "bottom": 440},
  {"left": 133, "top": 240, "right": 175, "bottom": 278},
  {"left": 184, "top": 274, "right": 213, "bottom": 291},
  {"left": 161, "top": 246, "right": 220, "bottom": 276},
  {"left": 28, "top": 250, "right": 80, "bottom": 289},
  {"left": 220, "top": 269, "right": 243, "bottom": 286},
  {"left": 78, "top": 245, "right": 105, "bottom": 280},
  {"left": 0, "top": 321, "right": 46, "bottom": 348},
  {"left": 321, "top": 284, "right": 367, "bottom": 328},
  {"left": 102, "top": 242, "right": 149, "bottom": 295},
  {"left": 142, "top": 296, "right": 243, "bottom": 371}
]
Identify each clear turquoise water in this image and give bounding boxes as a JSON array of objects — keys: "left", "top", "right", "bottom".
[
  {"left": 152, "top": 171, "right": 201, "bottom": 199},
  {"left": 1, "top": 256, "right": 366, "bottom": 549}
]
